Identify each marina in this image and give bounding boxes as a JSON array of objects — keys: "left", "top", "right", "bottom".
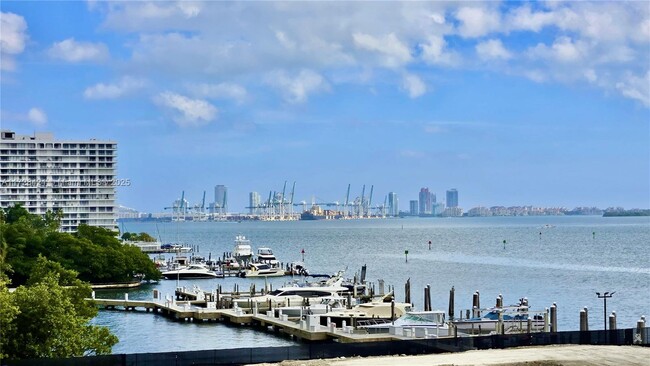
[{"left": 92, "top": 216, "right": 650, "bottom": 354}]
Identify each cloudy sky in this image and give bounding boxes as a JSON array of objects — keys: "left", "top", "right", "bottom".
[{"left": 1, "top": 1, "right": 649, "bottom": 212}]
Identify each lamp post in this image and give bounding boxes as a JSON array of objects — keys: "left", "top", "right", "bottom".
[{"left": 596, "top": 291, "right": 615, "bottom": 330}]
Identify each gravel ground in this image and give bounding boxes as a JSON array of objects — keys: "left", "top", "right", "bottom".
[{"left": 249, "top": 345, "right": 650, "bottom": 366}]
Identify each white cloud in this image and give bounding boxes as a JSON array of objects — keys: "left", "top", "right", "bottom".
[
  {"left": 476, "top": 39, "right": 512, "bottom": 61},
  {"left": 455, "top": 6, "right": 501, "bottom": 38},
  {"left": 265, "top": 69, "right": 329, "bottom": 103},
  {"left": 2, "top": 107, "right": 48, "bottom": 125},
  {"left": 275, "top": 31, "right": 296, "bottom": 50},
  {"left": 27, "top": 108, "right": 47, "bottom": 125},
  {"left": 154, "top": 92, "right": 218, "bottom": 127},
  {"left": 0, "top": 12, "right": 28, "bottom": 71},
  {"left": 616, "top": 71, "right": 650, "bottom": 107},
  {"left": 507, "top": 5, "right": 556, "bottom": 32},
  {"left": 420, "top": 35, "right": 458, "bottom": 66},
  {"left": 90, "top": 2, "right": 649, "bottom": 107},
  {"left": 401, "top": 73, "right": 426, "bottom": 98},
  {"left": 84, "top": 77, "right": 146, "bottom": 99},
  {"left": 527, "top": 36, "right": 584, "bottom": 63},
  {"left": 187, "top": 82, "right": 248, "bottom": 104},
  {"left": 47, "top": 38, "right": 109, "bottom": 62},
  {"left": 353, "top": 32, "right": 412, "bottom": 68}
]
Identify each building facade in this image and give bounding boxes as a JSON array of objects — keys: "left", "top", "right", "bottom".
[
  {"left": 418, "top": 187, "right": 432, "bottom": 215},
  {"left": 0, "top": 130, "right": 117, "bottom": 232},
  {"left": 446, "top": 188, "right": 458, "bottom": 208},
  {"left": 214, "top": 185, "right": 228, "bottom": 214},
  {"left": 249, "top": 191, "right": 260, "bottom": 214},
  {"left": 409, "top": 200, "right": 418, "bottom": 215},
  {"left": 387, "top": 192, "right": 399, "bottom": 217}
]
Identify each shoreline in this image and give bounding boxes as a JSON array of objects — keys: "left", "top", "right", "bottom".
[{"left": 249, "top": 345, "right": 650, "bottom": 366}]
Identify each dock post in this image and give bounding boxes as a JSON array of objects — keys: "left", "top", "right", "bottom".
[
  {"left": 496, "top": 294, "right": 503, "bottom": 308},
  {"left": 498, "top": 310, "right": 504, "bottom": 334},
  {"left": 635, "top": 317, "right": 646, "bottom": 344},
  {"left": 550, "top": 303, "right": 557, "bottom": 332},
  {"left": 360, "top": 264, "right": 367, "bottom": 283},
  {"left": 448, "top": 286, "right": 455, "bottom": 320},
  {"left": 543, "top": 307, "right": 549, "bottom": 332},
  {"left": 391, "top": 300, "right": 395, "bottom": 324},
  {"left": 608, "top": 311, "right": 617, "bottom": 332},
  {"left": 404, "top": 278, "right": 411, "bottom": 304},
  {"left": 466, "top": 309, "right": 470, "bottom": 319},
  {"left": 580, "top": 307, "right": 589, "bottom": 332},
  {"left": 378, "top": 279, "right": 385, "bottom": 296},
  {"left": 347, "top": 292, "right": 352, "bottom": 309},
  {"left": 527, "top": 318, "right": 532, "bottom": 333},
  {"left": 426, "top": 284, "right": 431, "bottom": 310}
]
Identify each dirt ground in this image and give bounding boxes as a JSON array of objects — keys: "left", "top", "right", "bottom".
[{"left": 249, "top": 345, "right": 650, "bottom": 366}]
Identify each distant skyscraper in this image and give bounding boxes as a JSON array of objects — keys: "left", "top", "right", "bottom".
[
  {"left": 419, "top": 188, "right": 432, "bottom": 215},
  {"left": 249, "top": 191, "right": 260, "bottom": 214},
  {"left": 409, "top": 200, "right": 418, "bottom": 215},
  {"left": 446, "top": 188, "right": 458, "bottom": 208},
  {"left": 387, "top": 192, "right": 399, "bottom": 216},
  {"left": 214, "top": 185, "right": 228, "bottom": 214}
]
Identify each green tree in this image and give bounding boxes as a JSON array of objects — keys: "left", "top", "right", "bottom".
[{"left": 1, "top": 257, "right": 118, "bottom": 359}]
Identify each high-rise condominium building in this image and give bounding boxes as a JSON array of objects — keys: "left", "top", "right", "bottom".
[
  {"left": 409, "top": 200, "right": 418, "bottom": 215},
  {"left": 249, "top": 191, "right": 261, "bottom": 214},
  {"left": 419, "top": 187, "right": 432, "bottom": 215},
  {"left": 0, "top": 130, "right": 117, "bottom": 232},
  {"left": 446, "top": 188, "right": 458, "bottom": 208},
  {"left": 387, "top": 192, "right": 399, "bottom": 216},
  {"left": 214, "top": 185, "right": 228, "bottom": 214}
]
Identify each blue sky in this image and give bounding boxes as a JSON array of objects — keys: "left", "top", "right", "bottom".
[{"left": 1, "top": 1, "right": 649, "bottom": 212}]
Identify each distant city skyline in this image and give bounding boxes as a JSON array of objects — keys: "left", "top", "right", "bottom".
[{"left": 2, "top": 2, "right": 648, "bottom": 212}]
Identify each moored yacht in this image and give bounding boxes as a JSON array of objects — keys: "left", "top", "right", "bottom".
[
  {"left": 256, "top": 247, "right": 279, "bottom": 265},
  {"left": 232, "top": 279, "right": 348, "bottom": 309},
  {"left": 233, "top": 235, "right": 253, "bottom": 263},
  {"left": 161, "top": 264, "right": 221, "bottom": 279},
  {"left": 359, "top": 310, "right": 449, "bottom": 337},
  {"left": 239, "top": 263, "right": 285, "bottom": 278}
]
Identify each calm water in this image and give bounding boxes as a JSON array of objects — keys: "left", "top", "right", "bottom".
[{"left": 93, "top": 216, "right": 650, "bottom": 354}]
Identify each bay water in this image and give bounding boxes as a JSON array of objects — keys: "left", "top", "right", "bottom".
[{"left": 92, "top": 216, "right": 650, "bottom": 353}]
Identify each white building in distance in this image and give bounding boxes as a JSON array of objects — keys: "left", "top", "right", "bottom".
[{"left": 0, "top": 130, "right": 118, "bottom": 232}]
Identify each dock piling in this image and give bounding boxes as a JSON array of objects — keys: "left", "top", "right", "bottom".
[
  {"left": 550, "top": 303, "right": 558, "bottom": 332},
  {"left": 609, "top": 311, "right": 617, "bottom": 330},
  {"left": 580, "top": 307, "right": 589, "bottom": 331},
  {"left": 448, "top": 286, "right": 455, "bottom": 320}
]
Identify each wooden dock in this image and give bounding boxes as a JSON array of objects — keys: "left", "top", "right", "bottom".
[{"left": 90, "top": 296, "right": 412, "bottom": 343}]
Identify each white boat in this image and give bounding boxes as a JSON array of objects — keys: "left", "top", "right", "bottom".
[
  {"left": 453, "top": 305, "right": 545, "bottom": 334},
  {"left": 276, "top": 296, "right": 348, "bottom": 318},
  {"left": 233, "top": 235, "right": 253, "bottom": 262},
  {"left": 318, "top": 301, "right": 413, "bottom": 326},
  {"left": 161, "top": 264, "right": 221, "bottom": 279},
  {"left": 232, "top": 280, "right": 349, "bottom": 309},
  {"left": 359, "top": 310, "right": 449, "bottom": 337},
  {"left": 256, "top": 247, "right": 279, "bottom": 265},
  {"left": 240, "top": 263, "right": 285, "bottom": 278}
]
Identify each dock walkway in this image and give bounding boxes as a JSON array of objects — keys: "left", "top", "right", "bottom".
[{"left": 90, "top": 296, "right": 409, "bottom": 343}]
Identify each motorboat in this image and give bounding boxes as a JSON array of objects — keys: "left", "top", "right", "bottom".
[
  {"left": 232, "top": 280, "right": 349, "bottom": 309},
  {"left": 453, "top": 304, "right": 545, "bottom": 334},
  {"left": 275, "top": 295, "right": 348, "bottom": 318},
  {"left": 239, "top": 263, "right": 285, "bottom": 278},
  {"left": 359, "top": 310, "right": 449, "bottom": 337},
  {"left": 256, "top": 247, "right": 279, "bottom": 265},
  {"left": 161, "top": 264, "right": 221, "bottom": 279},
  {"left": 318, "top": 301, "right": 413, "bottom": 327},
  {"left": 233, "top": 235, "right": 253, "bottom": 262}
]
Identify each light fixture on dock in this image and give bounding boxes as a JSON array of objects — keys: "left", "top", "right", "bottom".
[{"left": 596, "top": 291, "right": 615, "bottom": 331}]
